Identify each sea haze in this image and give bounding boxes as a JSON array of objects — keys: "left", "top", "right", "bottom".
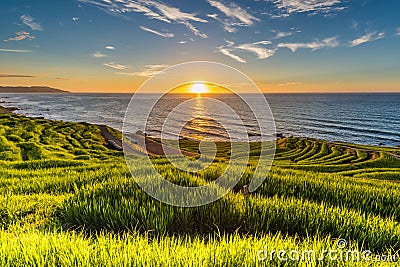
[{"left": 0, "top": 93, "right": 399, "bottom": 146}]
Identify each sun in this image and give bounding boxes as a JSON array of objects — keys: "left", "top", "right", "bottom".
[{"left": 189, "top": 82, "right": 209, "bottom": 94}]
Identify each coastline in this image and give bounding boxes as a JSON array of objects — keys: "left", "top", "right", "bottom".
[
  {"left": 0, "top": 105, "right": 18, "bottom": 114},
  {"left": 0, "top": 104, "right": 398, "bottom": 161},
  {"left": 0, "top": 94, "right": 399, "bottom": 150}
]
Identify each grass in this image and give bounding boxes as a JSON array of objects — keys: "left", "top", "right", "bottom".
[
  {"left": 0, "top": 114, "right": 400, "bottom": 266},
  {"left": 1, "top": 229, "right": 381, "bottom": 266}
]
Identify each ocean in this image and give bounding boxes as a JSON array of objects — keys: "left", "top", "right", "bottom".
[{"left": 0, "top": 93, "right": 399, "bottom": 146}]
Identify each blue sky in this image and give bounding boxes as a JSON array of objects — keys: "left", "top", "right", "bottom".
[{"left": 0, "top": 0, "right": 399, "bottom": 92}]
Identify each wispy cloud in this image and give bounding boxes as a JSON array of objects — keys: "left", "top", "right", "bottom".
[
  {"left": 105, "top": 0, "right": 170, "bottom": 22},
  {"left": 91, "top": 51, "right": 107, "bottom": 58},
  {"left": 105, "top": 46, "right": 115, "bottom": 50},
  {"left": 103, "top": 62, "right": 131, "bottom": 70},
  {"left": 206, "top": 13, "right": 235, "bottom": 33},
  {"left": 144, "top": 0, "right": 208, "bottom": 38},
  {"left": 207, "top": 13, "right": 219, "bottom": 20},
  {"left": 0, "top": 48, "right": 31, "bottom": 53},
  {"left": 270, "top": 0, "right": 346, "bottom": 16},
  {"left": 350, "top": 32, "right": 385, "bottom": 47},
  {"left": 4, "top": 32, "right": 35, "bottom": 42},
  {"left": 217, "top": 47, "right": 246, "bottom": 63},
  {"left": 147, "top": 1, "right": 207, "bottom": 23},
  {"left": 217, "top": 40, "right": 275, "bottom": 63},
  {"left": 278, "top": 37, "right": 339, "bottom": 52},
  {"left": 396, "top": 27, "right": 400, "bottom": 37},
  {"left": 140, "top": 26, "right": 174, "bottom": 38},
  {"left": 79, "top": 0, "right": 208, "bottom": 38},
  {"left": 182, "top": 21, "right": 207, "bottom": 38},
  {"left": 271, "top": 29, "right": 301, "bottom": 39},
  {"left": 253, "top": 40, "right": 271, "bottom": 45},
  {"left": 207, "top": 0, "right": 259, "bottom": 26},
  {"left": 351, "top": 21, "right": 359, "bottom": 31},
  {"left": 20, "top": 15, "right": 43, "bottom": 31},
  {"left": 207, "top": 0, "right": 259, "bottom": 32},
  {"left": 275, "top": 81, "right": 302, "bottom": 86},
  {"left": 236, "top": 43, "right": 276, "bottom": 59},
  {"left": 0, "top": 74, "right": 36, "bottom": 78},
  {"left": 117, "top": 64, "right": 169, "bottom": 77},
  {"left": 274, "top": 31, "right": 293, "bottom": 39}
]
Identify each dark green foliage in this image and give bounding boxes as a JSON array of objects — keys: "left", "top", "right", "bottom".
[
  {"left": 0, "top": 116, "right": 399, "bottom": 265},
  {"left": 18, "top": 142, "right": 44, "bottom": 160}
]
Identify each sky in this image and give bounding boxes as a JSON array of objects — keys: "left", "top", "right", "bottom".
[{"left": 0, "top": 0, "right": 399, "bottom": 93}]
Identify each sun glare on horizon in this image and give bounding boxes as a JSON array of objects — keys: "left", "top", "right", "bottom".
[{"left": 189, "top": 82, "right": 209, "bottom": 94}]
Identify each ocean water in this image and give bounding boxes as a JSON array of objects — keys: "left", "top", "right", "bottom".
[{"left": 0, "top": 93, "right": 399, "bottom": 146}]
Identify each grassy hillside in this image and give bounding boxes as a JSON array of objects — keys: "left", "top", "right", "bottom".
[
  {"left": 0, "top": 113, "right": 399, "bottom": 266},
  {"left": 0, "top": 86, "right": 68, "bottom": 93}
]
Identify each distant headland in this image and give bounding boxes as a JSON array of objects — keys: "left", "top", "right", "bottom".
[{"left": 0, "top": 86, "right": 68, "bottom": 93}]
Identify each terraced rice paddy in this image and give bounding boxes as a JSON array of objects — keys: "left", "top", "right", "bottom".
[{"left": 0, "top": 113, "right": 400, "bottom": 266}]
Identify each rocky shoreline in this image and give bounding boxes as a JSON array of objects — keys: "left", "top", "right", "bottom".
[{"left": 0, "top": 105, "right": 18, "bottom": 114}]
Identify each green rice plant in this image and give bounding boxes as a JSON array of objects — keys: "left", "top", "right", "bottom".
[
  {"left": 275, "top": 139, "right": 304, "bottom": 157},
  {"left": 6, "top": 134, "right": 24, "bottom": 143},
  {"left": 354, "top": 171, "right": 400, "bottom": 181},
  {"left": 11, "top": 159, "right": 89, "bottom": 170},
  {"left": 309, "top": 146, "right": 343, "bottom": 164},
  {"left": 1, "top": 115, "right": 400, "bottom": 265},
  {"left": 322, "top": 154, "right": 356, "bottom": 165},
  {"left": 337, "top": 168, "right": 400, "bottom": 177},
  {"left": 254, "top": 168, "right": 400, "bottom": 222},
  {"left": 304, "top": 142, "right": 330, "bottom": 161},
  {"left": 0, "top": 151, "right": 21, "bottom": 161},
  {"left": 247, "top": 195, "right": 400, "bottom": 251},
  {"left": 60, "top": 177, "right": 400, "bottom": 251},
  {"left": 1, "top": 227, "right": 392, "bottom": 267},
  {"left": 351, "top": 150, "right": 369, "bottom": 163},
  {"left": 294, "top": 142, "right": 320, "bottom": 162},
  {"left": 276, "top": 141, "right": 313, "bottom": 160},
  {"left": 18, "top": 142, "right": 44, "bottom": 160},
  {"left": 356, "top": 153, "right": 400, "bottom": 169},
  {"left": 0, "top": 193, "right": 67, "bottom": 228}
]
